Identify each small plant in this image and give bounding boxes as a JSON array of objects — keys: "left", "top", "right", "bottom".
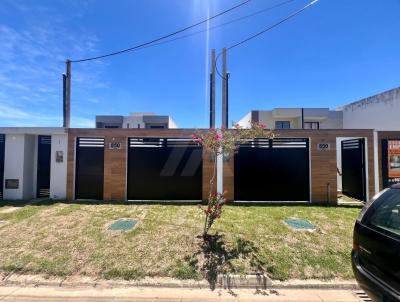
[
  {"left": 193, "top": 123, "right": 274, "bottom": 236},
  {"left": 199, "top": 191, "right": 227, "bottom": 235},
  {"left": 173, "top": 256, "right": 201, "bottom": 280}
]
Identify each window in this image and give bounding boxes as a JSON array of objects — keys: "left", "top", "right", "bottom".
[
  {"left": 104, "top": 125, "right": 120, "bottom": 128},
  {"left": 150, "top": 125, "right": 165, "bottom": 129},
  {"left": 127, "top": 123, "right": 130, "bottom": 128},
  {"left": 304, "top": 122, "right": 319, "bottom": 129},
  {"left": 365, "top": 189, "right": 400, "bottom": 239},
  {"left": 275, "top": 121, "right": 290, "bottom": 129}
]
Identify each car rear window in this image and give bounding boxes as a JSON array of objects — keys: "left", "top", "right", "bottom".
[{"left": 364, "top": 189, "right": 400, "bottom": 239}]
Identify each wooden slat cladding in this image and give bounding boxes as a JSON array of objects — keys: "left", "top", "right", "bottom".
[
  {"left": 224, "top": 129, "right": 375, "bottom": 204},
  {"left": 67, "top": 128, "right": 375, "bottom": 204},
  {"left": 377, "top": 131, "right": 400, "bottom": 191},
  {"left": 67, "top": 129, "right": 212, "bottom": 201}
]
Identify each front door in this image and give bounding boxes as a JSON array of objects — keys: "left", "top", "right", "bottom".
[
  {"left": 0, "top": 134, "right": 5, "bottom": 200},
  {"left": 36, "top": 135, "right": 51, "bottom": 198}
]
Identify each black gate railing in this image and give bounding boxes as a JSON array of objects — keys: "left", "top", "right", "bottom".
[
  {"left": 234, "top": 138, "right": 310, "bottom": 201},
  {"left": 341, "top": 138, "right": 366, "bottom": 201},
  {"left": 75, "top": 137, "right": 104, "bottom": 200},
  {"left": 127, "top": 137, "right": 202, "bottom": 200}
]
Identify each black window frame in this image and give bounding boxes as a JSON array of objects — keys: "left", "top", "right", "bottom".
[
  {"left": 304, "top": 122, "right": 320, "bottom": 129},
  {"left": 275, "top": 121, "right": 290, "bottom": 129}
]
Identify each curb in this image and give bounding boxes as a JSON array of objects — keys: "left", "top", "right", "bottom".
[{"left": 0, "top": 273, "right": 358, "bottom": 290}]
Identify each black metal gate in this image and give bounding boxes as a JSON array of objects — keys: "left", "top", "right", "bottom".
[
  {"left": 127, "top": 138, "right": 202, "bottom": 200},
  {"left": 341, "top": 138, "right": 366, "bottom": 201},
  {"left": 36, "top": 135, "right": 51, "bottom": 198},
  {"left": 381, "top": 139, "right": 400, "bottom": 188},
  {"left": 0, "top": 134, "right": 5, "bottom": 200},
  {"left": 75, "top": 137, "right": 104, "bottom": 200},
  {"left": 234, "top": 138, "right": 310, "bottom": 201}
]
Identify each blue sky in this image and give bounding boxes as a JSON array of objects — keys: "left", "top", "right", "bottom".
[{"left": 0, "top": 0, "right": 399, "bottom": 128}]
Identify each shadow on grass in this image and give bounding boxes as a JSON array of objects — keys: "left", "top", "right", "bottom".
[{"left": 192, "top": 233, "right": 266, "bottom": 290}]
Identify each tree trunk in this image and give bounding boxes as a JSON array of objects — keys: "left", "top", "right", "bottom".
[{"left": 203, "top": 153, "right": 218, "bottom": 236}]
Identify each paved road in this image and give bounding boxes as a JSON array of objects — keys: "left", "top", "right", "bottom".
[{"left": 0, "top": 286, "right": 361, "bottom": 301}]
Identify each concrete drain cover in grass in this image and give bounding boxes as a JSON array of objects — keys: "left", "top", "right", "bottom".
[
  {"left": 109, "top": 219, "right": 137, "bottom": 231},
  {"left": 284, "top": 218, "right": 315, "bottom": 231}
]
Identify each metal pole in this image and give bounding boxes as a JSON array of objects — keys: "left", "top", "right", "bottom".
[
  {"left": 221, "top": 48, "right": 227, "bottom": 129},
  {"left": 62, "top": 74, "right": 67, "bottom": 128},
  {"left": 64, "top": 60, "right": 71, "bottom": 128},
  {"left": 226, "top": 72, "right": 230, "bottom": 128},
  {"left": 210, "top": 49, "right": 216, "bottom": 128}
]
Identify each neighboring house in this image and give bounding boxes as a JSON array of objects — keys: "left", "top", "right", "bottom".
[
  {"left": 0, "top": 127, "right": 68, "bottom": 200},
  {"left": 341, "top": 87, "right": 400, "bottom": 131},
  {"left": 238, "top": 87, "right": 400, "bottom": 131},
  {"left": 237, "top": 108, "right": 343, "bottom": 129},
  {"left": 95, "top": 112, "right": 178, "bottom": 129}
]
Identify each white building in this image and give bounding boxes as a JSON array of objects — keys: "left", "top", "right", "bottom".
[
  {"left": 95, "top": 112, "right": 178, "bottom": 129},
  {"left": 0, "top": 128, "right": 68, "bottom": 200},
  {"left": 237, "top": 108, "right": 343, "bottom": 129},
  {"left": 341, "top": 87, "right": 400, "bottom": 130}
]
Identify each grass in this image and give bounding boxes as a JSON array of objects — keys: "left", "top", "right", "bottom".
[{"left": 0, "top": 201, "right": 362, "bottom": 281}]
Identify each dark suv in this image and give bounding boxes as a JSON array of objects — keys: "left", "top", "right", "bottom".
[{"left": 352, "top": 184, "right": 400, "bottom": 302}]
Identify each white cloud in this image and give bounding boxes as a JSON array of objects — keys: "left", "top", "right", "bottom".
[
  {"left": 0, "top": 103, "right": 93, "bottom": 128},
  {"left": 0, "top": 3, "right": 108, "bottom": 128},
  {"left": 0, "top": 104, "right": 30, "bottom": 119}
]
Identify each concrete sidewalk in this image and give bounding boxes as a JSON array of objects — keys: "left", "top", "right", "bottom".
[{"left": 0, "top": 286, "right": 361, "bottom": 301}]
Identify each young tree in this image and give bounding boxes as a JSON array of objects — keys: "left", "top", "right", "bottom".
[{"left": 192, "top": 123, "right": 274, "bottom": 236}]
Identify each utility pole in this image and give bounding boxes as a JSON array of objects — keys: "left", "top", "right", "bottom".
[
  {"left": 226, "top": 72, "right": 230, "bottom": 127},
  {"left": 221, "top": 47, "right": 228, "bottom": 129},
  {"left": 63, "top": 59, "right": 71, "bottom": 128},
  {"left": 210, "top": 49, "right": 216, "bottom": 128}
]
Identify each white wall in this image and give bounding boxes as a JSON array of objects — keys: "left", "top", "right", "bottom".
[
  {"left": 168, "top": 117, "right": 178, "bottom": 128},
  {"left": 123, "top": 116, "right": 144, "bottom": 128},
  {"left": 237, "top": 112, "right": 252, "bottom": 128},
  {"left": 2, "top": 130, "right": 68, "bottom": 201},
  {"left": 343, "top": 88, "right": 400, "bottom": 130},
  {"left": 3, "top": 134, "right": 36, "bottom": 200},
  {"left": 3, "top": 134, "right": 25, "bottom": 199},
  {"left": 319, "top": 111, "right": 343, "bottom": 129},
  {"left": 50, "top": 134, "right": 68, "bottom": 200}
]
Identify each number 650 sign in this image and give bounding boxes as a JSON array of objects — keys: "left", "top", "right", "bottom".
[
  {"left": 317, "top": 143, "right": 330, "bottom": 151},
  {"left": 109, "top": 142, "right": 121, "bottom": 150}
]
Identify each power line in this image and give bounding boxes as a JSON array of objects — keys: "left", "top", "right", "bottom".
[
  {"left": 215, "top": 0, "right": 321, "bottom": 79},
  {"left": 131, "top": 0, "right": 298, "bottom": 53},
  {"left": 71, "top": 0, "right": 252, "bottom": 63}
]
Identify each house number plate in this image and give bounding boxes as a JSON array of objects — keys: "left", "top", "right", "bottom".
[
  {"left": 109, "top": 142, "right": 121, "bottom": 150},
  {"left": 317, "top": 143, "right": 330, "bottom": 151}
]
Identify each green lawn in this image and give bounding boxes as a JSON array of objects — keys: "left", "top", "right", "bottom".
[{"left": 0, "top": 201, "right": 361, "bottom": 282}]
